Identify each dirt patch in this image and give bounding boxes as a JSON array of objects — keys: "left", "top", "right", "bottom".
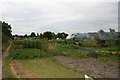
[
  {"left": 54, "top": 56, "right": 118, "bottom": 78},
  {"left": 12, "top": 60, "right": 28, "bottom": 78}
]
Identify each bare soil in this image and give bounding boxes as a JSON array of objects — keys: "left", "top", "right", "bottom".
[
  {"left": 53, "top": 56, "right": 119, "bottom": 78},
  {"left": 11, "top": 60, "right": 28, "bottom": 78}
]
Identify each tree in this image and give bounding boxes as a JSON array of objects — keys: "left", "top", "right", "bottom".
[
  {"left": 43, "top": 31, "right": 54, "bottom": 40},
  {"left": 57, "top": 32, "right": 68, "bottom": 39},
  {"left": 30, "top": 32, "right": 36, "bottom": 37},
  {"left": 98, "top": 29, "right": 104, "bottom": 35},
  {"left": 2, "top": 21, "right": 12, "bottom": 38},
  {"left": 117, "top": 32, "right": 120, "bottom": 45},
  {"left": 62, "top": 32, "right": 68, "bottom": 39},
  {"left": 109, "top": 28, "right": 115, "bottom": 33},
  {"left": 57, "top": 33, "right": 63, "bottom": 39},
  {"left": 15, "top": 34, "right": 19, "bottom": 37},
  {"left": 37, "top": 33, "right": 39, "bottom": 37},
  {"left": 2, "top": 21, "right": 12, "bottom": 43},
  {"left": 40, "top": 33, "right": 43, "bottom": 38},
  {"left": 24, "top": 34, "right": 27, "bottom": 38}
]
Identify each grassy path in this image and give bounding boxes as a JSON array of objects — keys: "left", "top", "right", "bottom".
[
  {"left": 2, "top": 42, "right": 18, "bottom": 78},
  {"left": 2, "top": 42, "right": 11, "bottom": 58},
  {"left": 12, "top": 58, "right": 84, "bottom": 78},
  {"left": 3, "top": 42, "right": 84, "bottom": 78}
]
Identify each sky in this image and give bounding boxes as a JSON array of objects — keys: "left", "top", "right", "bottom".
[{"left": 0, "top": 0, "right": 119, "bottom": 35}]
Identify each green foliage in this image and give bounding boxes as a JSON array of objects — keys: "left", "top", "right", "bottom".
[
  {"left": 2, "top": 33, "right": 9, "bottom": 43},
  {"left": 11, "top": 39, "right": 120, "bottom": 59},
  {"left": 10, "top": 40, "right": 51, "bottom": 59},
  {"left": 39, "top": 31, "right": 56, "bottom": 40},
  {"left": 89, "top": 45, "right": 120, "bottom": 57},
  {"left": 22, "top": 40, "right": 42, "bottom": 49},
  {"left": 16, "top": 58, "right": 83, "bottom": 78},
  {"left": 42, "top": 31, "right": 55, "bottom": 40},
  {"left": 2, "top": 21, "right": 12, "bottom": 38},
  {"left": 93, "top": 46, "right": 120, "bottom": 52},
  {"left": 2, "top": 21, "right": 12, "bottom": 44},
  {"left": 13, "top": 40, "right": 23, "bottom": 45},
  {"left": 2, "top": 58, "right": 17, "bottom": 78},
  {"left": 39, "top": 32, "right": 68, "bottom": 40},
  {"left": 30, "top": 32, "right": 36, "bottom": 37},
  {"left": 10, "top": 49, "right": 50, "bottom": 59},
  {"left": 80, "top": 39, "right": 97, "bottom": 47},
  {"left": 97, "top": 56, "right": 111, "bottom": 62},
  {"left": 45, "top": 43, "right": 89, "bottom": 58},
  {"left": 56, "top": 32, "right": 68, "bottom": 39},
  {"left": 97, "top": 56, "right": 118, "bottom": 62},
  {"left": 2, "top": 21, "right": 12, "bottom": 52}
]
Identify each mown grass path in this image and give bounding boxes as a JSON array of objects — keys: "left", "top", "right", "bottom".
[{"left": 12, "top": 58, "right": 84, "bottom": 78}]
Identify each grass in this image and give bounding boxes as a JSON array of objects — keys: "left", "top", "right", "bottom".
[
  {"left": 10, "top": 40, "right": 89, "bottom": 59},
  {"left": 2, "top": 58, "right": 17, "bottom": 78},
  {"left": 45, "top": 43, "right": 89, "bottom": 58},
  {"left": 10, "top": 49, "right": 51, "bottom": 59},
  {"left": 14, "top": 57, "right": 84, "bottom": 78},
  {"left": 93, "top": 46, "right": 120, "bottom": 52},
  {"left": 11, "top": 39, "right": 119, "bottom": 60},
  {"left": 5, "top": 39, "right": 119, "bottom": 78},
  {"left": 97, "top": 56, "right": 118, "bottom": 62}
]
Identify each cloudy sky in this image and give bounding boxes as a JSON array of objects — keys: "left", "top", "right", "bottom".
[{"left": 0, "top": 0, "right": 119, "bottom": 35}]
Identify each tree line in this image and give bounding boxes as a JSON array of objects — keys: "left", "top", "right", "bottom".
[
  {"left": 1, "top": 21, "right": 12, "bottom": 43},
  {"left": 14, "top": 31, "right": 69, "bottom": 40}
]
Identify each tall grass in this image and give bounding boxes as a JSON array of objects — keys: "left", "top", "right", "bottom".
[{"left": 10, "top": 49, "right": 51, "bottom": 59}]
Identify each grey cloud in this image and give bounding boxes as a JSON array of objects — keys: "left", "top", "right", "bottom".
[{"left": 0, "top": 0, "right": 118, "bottom": 35}]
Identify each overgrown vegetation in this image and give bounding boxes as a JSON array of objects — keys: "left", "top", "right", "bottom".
[
  {"left": 2, "top": 21, "right": 12, "bottom": 52},
  {"left": 10, "top": 39, "right": 90, "bottom": 59},
  {"left": 46, "top": 43, "right": 89, "bottom": 58},
  {"left": 10, "top": 38, "right": 119, "bottom": 60},
  {"left": 22, "top": 40, "right": 42, "bottom": 49},
  {"left": 10, "top": 49, "right": 50, "bottom": 59}
]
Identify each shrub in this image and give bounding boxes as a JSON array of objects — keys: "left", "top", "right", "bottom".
[{"left": 22, "top": 40, "right": 42, "bottom": 49}]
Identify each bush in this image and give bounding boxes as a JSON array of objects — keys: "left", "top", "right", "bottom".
[
  {"left": 10, "top": 49, "right": 50, "bottom": 59},
  {"left": 22, "top": 40, "right": 42, "bottom": 49}
]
